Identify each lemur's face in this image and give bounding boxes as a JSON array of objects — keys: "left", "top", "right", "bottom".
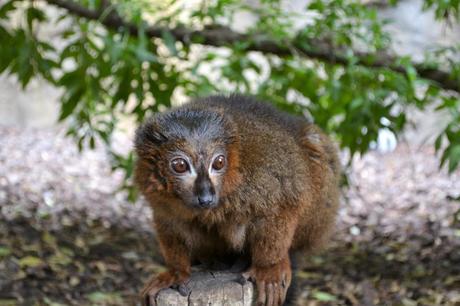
[
  {"left": 135, "top": 108, "right": 239, "bottom": 210},
  {"left": 166, "top": 147, "right": 227, "bottom": 209}
]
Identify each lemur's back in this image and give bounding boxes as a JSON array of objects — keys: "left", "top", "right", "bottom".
[{"left": 191, "top": 94, "right": 309, "bottom": 139}]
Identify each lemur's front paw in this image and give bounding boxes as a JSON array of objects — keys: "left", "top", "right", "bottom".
[
  {"left": 242, "top": 258, "right": 291, "bottom": 306},
  {"left": 140, "top": 270, "right": 190, "bottom": 306}
]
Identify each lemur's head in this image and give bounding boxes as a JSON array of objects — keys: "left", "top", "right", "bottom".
[{"left": 134, "top": 106, "right": 241, "bottom": 210}]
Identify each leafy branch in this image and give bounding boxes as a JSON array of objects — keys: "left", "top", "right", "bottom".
[{"left": 44, "top": 0, "right": 459, "bottom": 93}]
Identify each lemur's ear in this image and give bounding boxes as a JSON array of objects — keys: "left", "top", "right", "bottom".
[{"left": 134, "top": 119, "right": 168, "bottom": 154}]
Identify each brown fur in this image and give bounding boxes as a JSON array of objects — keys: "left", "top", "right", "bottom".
[{"left": 134, "top": 95, "right": 340, "bottom": 306}]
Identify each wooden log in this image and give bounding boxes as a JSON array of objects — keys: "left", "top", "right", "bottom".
[{"left": 153, "top": 269, "right": 254, "bottom": 306}]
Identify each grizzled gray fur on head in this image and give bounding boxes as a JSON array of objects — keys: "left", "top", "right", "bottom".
[
  {"left": 135, "top": 107, "right": 237, "bottom": 153},
  {"left": 134, "top": 103, "right": 239, "bottom": 210}
]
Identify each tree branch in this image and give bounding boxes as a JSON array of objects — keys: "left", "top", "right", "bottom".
[{"left": 45, "top": 0, "right": 459, "bottom": 93}]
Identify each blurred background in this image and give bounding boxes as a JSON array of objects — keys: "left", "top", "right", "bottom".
[{"left": 0, "top": 0, "right": 459, "bottom": 305}]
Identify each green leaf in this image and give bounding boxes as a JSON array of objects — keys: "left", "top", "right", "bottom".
[
  {"left": 59, "top": 86, "right": 84, "bottom": 121},
  {"left": 0, "top": 246, "right": 11, "bottom": 258},
  {"left": 406, "top": 65, "right": 417, "bottom": 83},
  {"left": 13, "top": 37, "right": 35, "bottom": 88},
  {"left": 89, "top": 136, "right": 96, "bottom": 149},
  {"left": 135, "top": 48, "right": 157, "bottom": 62},
  {"left": 0, "top": 0, "right": 17, "bottom": 19},
  {"left": 43, "top": 298, "right": 67, "bottom": 306},
  {"left": 448, "top": 144, "right": 460, "bottom": 173},
  {"left": 434, "top": 133, "right": 443, "bottom": 152},
  {"left": 0, "top": 299, "right": 17, "bottom": 306},
  {"left": 312, "top": 291, "right": 338, "bottom": 302},
  {"left": 307, "top": 1, "right": 325, "bottom": 12},
  {"left": 87, "top": 292, "right": 122, "bottom": 304},
  {"left": 26, "top": 6, "right": 46, "bottom": 30},
  {"left": 19, "top": 256, "right": 44, "bottom": 268},
  {"left": 162, "top": 30, "right": 178, "bottom": 56},
  {"left": 49, "top": 251, "right": 72, "bottom": 267}
]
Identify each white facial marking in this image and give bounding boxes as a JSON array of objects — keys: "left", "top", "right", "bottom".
[
  {"left": 174, "top": 154, "right": 197, "bottom": 183},
  {"left": 208, "top": 153, "right": 224, "bottom": 186},
  {"left": 181, "top": 163, "right": 196, "bottom": 185}
]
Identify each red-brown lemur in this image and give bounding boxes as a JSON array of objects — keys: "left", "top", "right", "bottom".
[{"left": 134, "top": 94, "right": 340, "bottom": 306}]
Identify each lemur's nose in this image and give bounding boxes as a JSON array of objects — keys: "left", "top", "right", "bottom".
[
  {"left": 194, "top": 166, "right": 216, "bottom": 208},
  {"left": 198, "top": 194, "right": 214, "bottom": 207}
]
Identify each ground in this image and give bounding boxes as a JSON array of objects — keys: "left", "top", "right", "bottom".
[{"left": 0, "top": 126, "right": 459, "bottom": 306}]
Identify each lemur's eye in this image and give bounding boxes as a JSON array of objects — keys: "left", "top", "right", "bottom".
[
  {"left": 212, "top": 155, "right": 226, "bottom": 171},
  {"left": 171, "top": 158, "right": 189, "bottom": 174}
]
